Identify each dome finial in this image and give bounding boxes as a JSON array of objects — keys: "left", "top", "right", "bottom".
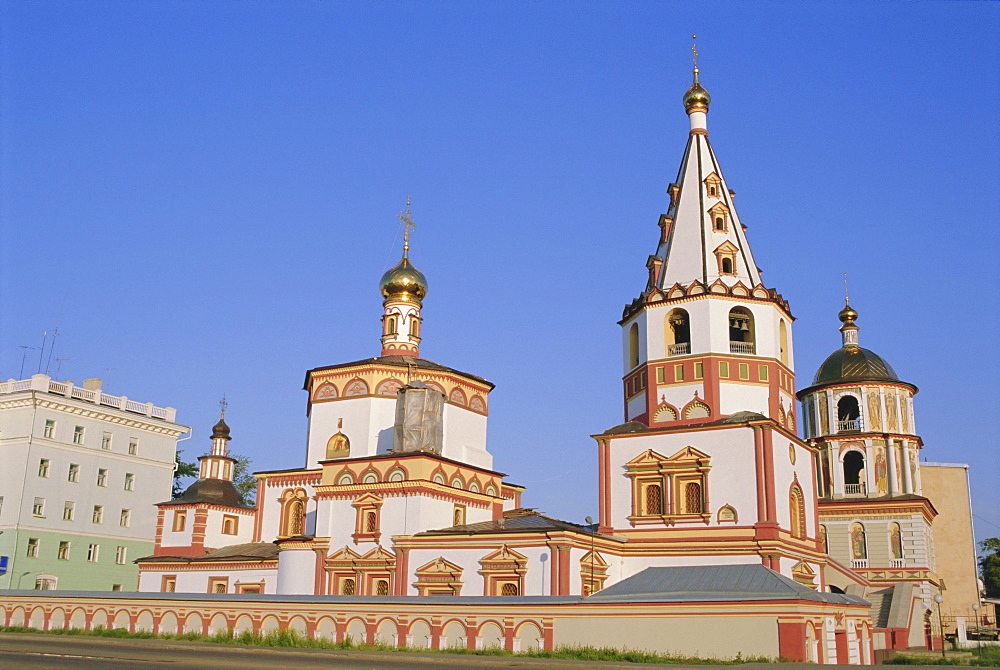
[
  {"left": 683, "top": 35, "right": 711, "bottom": 123},
  {"left": 398, "top": 194, "right": 415, "bottom": 260},
  {"left": 691, "top": 34, "right": 700, "bottom": 84}
]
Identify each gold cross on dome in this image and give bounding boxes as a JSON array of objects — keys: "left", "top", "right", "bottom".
[
  {"left": 691, "top": 34, "right": 699, "bottom": 68},
  {"left": 219, "top": 393, "right": 228, "bottom": 418},
  {"left": 398, "top": 194, "right": 416, "bottom": 257}
]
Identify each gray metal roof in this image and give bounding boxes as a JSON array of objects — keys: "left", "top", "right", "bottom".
[
  {"left": 587, "top": 564, "right": 869, "bottom": 605},
  {"left": 136, "top": 542, "right": 278, "bottom": 564},
  {"left": 416, "top": 510, "right": 623, "bottom": 542}
]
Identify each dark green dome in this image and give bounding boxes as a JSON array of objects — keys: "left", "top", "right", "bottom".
[{"left": 812, "top": 346, "right": 898, "bottom": 385}]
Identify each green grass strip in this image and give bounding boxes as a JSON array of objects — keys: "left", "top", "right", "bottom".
[{"left": 0, "top": 624, "right": 782, "bottom": 664}]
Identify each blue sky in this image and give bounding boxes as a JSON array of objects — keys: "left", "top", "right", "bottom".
[{"left": 2, "top": 2, "right": 998, "bottom": 545}]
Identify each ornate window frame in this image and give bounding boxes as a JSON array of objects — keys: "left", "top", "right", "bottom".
[
  {"left": 414, "top": 556, "right": 464, "bottom": 596},
  {"left": 278, "top": 488, "right": 308, "bottom": 538},
  {"left": 625, "top": 447, "right": 712, "bottom": 525},
  {"left": 352, "top": 492, "right": 384, "bottom": 543},
  {"left": 580, "top": 550, "right": 609, "bottom": 595},
  {"left": 479, "top": 545, "right": 528, "bottom": 596},
  {"left": 326, "top": 545, "right": 396, "bottom": 596}
]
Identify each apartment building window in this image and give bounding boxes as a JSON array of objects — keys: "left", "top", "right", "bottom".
[
  {"left": 73, "top": 426, "right": 85, "bottom": 445},
  {"left": 43, "top": 419, "right": 55, "bottom": 438},
  {"left": 124, "top": 473, "right": 134, "bottom": 491},
  {"left": 128, "top": 438, "right": 138, "bottom": 455},
  {"left": 63, "top": 501, "right": 75, "bottom": 521},
  {"left": 102, "top": 433, "right": 112, "bottom": 450},
  {"left": 87, "top": 544, "right": 100, "bottom": 562},
  {"left": 115, "top": 546, "right": 127, "bottom": 564},
  {"left": 58, "top": 541, "right": 71, "bottom": 560},
  {"left": 96, "top": 468, "right": 108, "bottom": 487},
  {"left": 26, "top": 538, "right": 39, "bottom": 558},
  {"left": 32, "top": 497, "right": 45, "bottom": 517},
  {"left": 120, "top": 509, "right": 130, "bottom": 527},
  {"left": 38, "top": 458, "right": 50, "bottom": 478},
  {"left": 92, "top": 505, "right": 104, "bottom": 524},
  {"left": 68, "top": 463, "right": 80, "bottom": 483}
]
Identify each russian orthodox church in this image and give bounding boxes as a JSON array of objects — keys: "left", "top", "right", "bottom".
[{"left": 135, "top": 61, "right": 949, "bottom": 649}]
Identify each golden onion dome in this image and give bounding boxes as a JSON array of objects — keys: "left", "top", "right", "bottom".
[
  {"left": 838, "top": 303, "right": 859, "bottom": 324},
  {"left": 683, "top": 67, "right": 711, "bottom": 112},
  {"left": 379, "top": 256, "right": 427, "bottom": 303}
]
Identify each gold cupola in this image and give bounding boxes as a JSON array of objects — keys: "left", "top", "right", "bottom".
[
  {"left": 379, "top": 256, "right": 427, "bottom": 304},
  {"left": 379, "top": 200, "right": 427, "bottom": 305},
  {"left": 683, "top": 66, "right": 711, "bottom": 114}
]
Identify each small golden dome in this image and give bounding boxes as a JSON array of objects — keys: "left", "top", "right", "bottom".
[
  {"left": 379, "top": 256, "right": 427, "bottom": 303},
  {"left": 838, "top": 303, "right": 859, "bottom": 324},
  {"left": 683, "top": 67, "right": 711, "bottom": 112}
]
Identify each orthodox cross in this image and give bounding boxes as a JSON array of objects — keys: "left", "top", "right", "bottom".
[
  {"left": 219, "top": 394, "right": 228, "bottom": 418},
  {"left": 843, "top": 273, "right": 850, "bottom": 304},
  {"left": 691, "top": 34, "right": 699, "bottom": 68},
  {"left": 399, "top": 195, "right": 416, "bottom": 258}
]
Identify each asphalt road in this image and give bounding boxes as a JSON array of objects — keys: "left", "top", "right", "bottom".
[{"left": 0, "top": 633, "right": 967, "bottom": 669}]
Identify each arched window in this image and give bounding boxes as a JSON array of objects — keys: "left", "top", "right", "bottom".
[
  {"left": 850, "top": 522, "right": 868, "bottom": 560},
  {"left": 819, "top": 524, "right": 828, "bottom": 554},
  {"left": 889, "top": 522, "right": 903, "bottom": 560},
  {"left": 665, "top": 309, "right": 690, "bottom": 356},
  {"left": 714, "top": 216, "right": 725, "bottom": 231},
  {"left": 628, "top": 323, "right": 640, "bottom": 370},
  {"left": 683, "top": 481, "right": 703, "bottom": 514},
  {"left": 728, "top": 307, "right": 755, "bottom": 354},
  {"left": 385, "top": 315, "right": 397, "bottom": 335},
  {"left": 341, "top": 578, "right": 356, "bottom": 595},
  {"left": 409, "top": 317, "right": 420, "bottom": 337},
  {"left": 280, "top": 489, "right": 307, "bottom": 537},
  {"left": 645, "top": 484, "right": 663, "bottom": 515},
  {"left": 721, "top": 257, "right": 733, "bottom": 274},
  {"left": 375, "top": 579, "right": 389, "bottom": 596},
  {"left": 837, "top": 396, "right": 861, "bottom": 431},
  {"left": 500, "top": 583, "right": 519, "bottom": 596},
  {"left": 366, "top": 511, "right": 377, "bottom": 533},
  {"left": 789, "top": 484, "right": 806, "bottom": 538},
  {"left": 779, "top": 320, "right": 789, "bottom": 366},
  {"left": 843, "top": 451, "right": 865, "bottom": 494}
]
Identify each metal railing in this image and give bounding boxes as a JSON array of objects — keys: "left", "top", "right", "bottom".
[
  {"left": 0, "top": 375, "right": 176, "bottom": 422},
  {"left": 837, "top": 418, "right": 862, "bottom": 432},
  {"left": 729, "top": 341, "right": 755, "bottom": 354}
]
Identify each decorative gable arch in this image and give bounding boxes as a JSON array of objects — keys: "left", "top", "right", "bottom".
[
  {"left": 313, "top": 382, "right": 338, "bottom": 401},
  {"left": 414, "top": 557, "right": 464, "bottom": 596},
  {"left": 479, "top": 545, "right": 529, "bottom": 596}
]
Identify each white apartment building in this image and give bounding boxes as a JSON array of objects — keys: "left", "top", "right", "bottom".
[{"left": 0, "top": 375, "right": 188, "bottom": 591}]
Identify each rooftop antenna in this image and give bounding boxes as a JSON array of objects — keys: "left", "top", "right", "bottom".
[
  {"left": 18, "top": 346, "right": 35, "bottom": 379},
  {"left": 398, "top": 194, "right": 416, "bottom": 259},
  {"left": 54, "top": 358, "right": 68, "bottom": 379},
  {"left": 36, "top": 331, "right": 48, "bottom": 374},
  {"left": 44, "top": 327, "right": 59, "bottom": 375}
]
